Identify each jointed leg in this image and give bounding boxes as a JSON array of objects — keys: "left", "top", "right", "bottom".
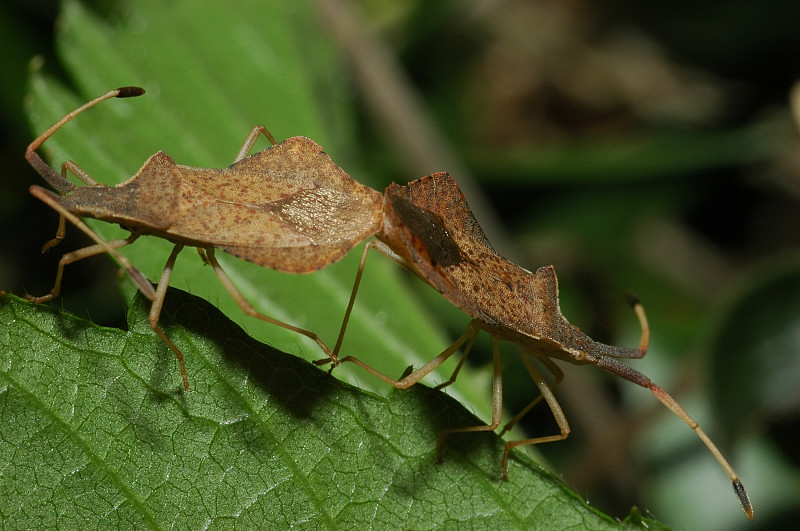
[
  {"left": 204, "top": 248, "right": 338, "bottom": 365},
  {"left": 233, "top": 126, "right": 278, "bottom": 163},
  {"left": 499, "top": 354, "right": 564, "bottom": 437},
  {"left": 328, "top": 239, "right": 412, "bottom": 361},
  {"left": 40, "top": 213, "right": 67, "bottom": 253},
  {"left": 61, "top": 160, "right": 101, "bottom": 186},
  {"left": 146, "top": 244, "right": 190, "bottom": 390},
  {"left": 433, "top": 331, "right": 479, "bottom": 390},
  {"left": 326, "top": 238, "right": 429, "bottom": 366},
  {"left": 37, "top": 158, "right": 132, "bottom": 253},
  {"left": 436, "top": 335, "right": 503, "bottom": 463},
  {"left": 338, "top": 321, "right": 481, "bottom": 389},
  {"left": 501, "top": 354, "right": 571, "bottom": 479},
  {"left": 26, "top": 236, "right": 138, "bottom": 303},
  {"left": 28, "top": 186, "right": 153, "bottom": 300},
  {"left": 328, "top": 240, "right": 374, "bottom": 361}
]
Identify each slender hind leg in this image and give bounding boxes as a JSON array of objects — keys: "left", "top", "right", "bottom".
[
  {"left": 146, "top": 244, "right": 191, "bottom": 390},
  {"left": 204, "top": 248, "right": 338, "bottom": 365},
  {"left": 326, "top": 238, "right": 479, "bottom": 386},
  {"left": 27, "top": 186, "right": 192, "bottom": 389},
  {"left": 29, "top": 185, "right": 155, "bottom": 300},
  {"left": 337, "top": 320, "right": 481, "bottom": 390},
  {"left": 499, "top": 355, "right": 564, "bottom": 437},
  {"left": 436, "top": 335, "right": 504, "bottom": 463},
  {"left": 233, "top": 125, "right": 277, "bottom": 162},
  {"left": 26, "top": 235, "right": 138, "bottom": 303},
  {"left": 501, "top": 354, "right": 571, "bottom": 479}
]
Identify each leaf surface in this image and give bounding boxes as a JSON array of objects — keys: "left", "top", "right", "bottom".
[{"left": 0, "top": 292, "right": 663, "bottom": 529}]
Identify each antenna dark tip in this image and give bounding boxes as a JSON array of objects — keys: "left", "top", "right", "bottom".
[
  {"left": 624, "top": 291, "right": 640, "bottom": 309},
  {"left": 116, "top": 86, "right": 146, "bottom": 98},
  {"left": 733, "top": 479, "right": 754, "bottom": 521}
]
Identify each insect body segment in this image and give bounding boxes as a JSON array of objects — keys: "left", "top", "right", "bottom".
[
  {"left": 378, "top": 174, "right": 645, "bottom": 363},
  {"left": 24, "top": 87, "right": 380, "bottom": 390}
]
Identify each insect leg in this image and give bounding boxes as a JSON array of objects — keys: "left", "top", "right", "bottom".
[
  {"left": 501, "top": 354, "right": 571, "bottom": 479},
  {"left": 61, "top": 160, "right": 101, "bottom": 186},
  {"left": 325, "top": 239, "right": 410, "bottom": 362},
  {"left": 432, "top": 330, "right": 478, "bottom": 390},
  {"left": 204, "top": 248, "right": 338, "bottom": 365},
  {"left": 323, "top": 239, "right": 421, "bottom": 366},
  {"left": 338, "top": 320, "right": 480, "bottom": 389},
  {"left": 28, "top": 185, "right": 154, "bottom": 301},
  {"left": 39, "top": 210, "right": 68, "bottom": 253},
  {"left": 37, "top": 157, "right": 119, "bottom": 252},
  {"left": 498, "top": 355, "right": 564, "bottom": 436},
  {"left": 331, "top": 239, "right": 480, "bottom": 385},
  {"left": 233, "top": 125, "right": 278, "bottom": 163},
  {"left": 327, "top": 240, "right": 376, "bottom": 363},
  {"left": 436, "top": 334, "right": 503, "bottom": 464},
  {"left": 26, "top": 236, "right": 137, "bottom": 303},
  {"left": 147, "top": 244, "right": 190, "bottom": 390}
]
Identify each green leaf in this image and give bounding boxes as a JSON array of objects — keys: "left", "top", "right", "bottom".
[{"left": 0, "top": 292, "right": 664, "bottom": 529}]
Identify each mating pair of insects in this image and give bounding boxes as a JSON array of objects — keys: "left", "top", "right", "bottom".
[{"left": 24, "top": 86, "right": 753, "bottom": 521}]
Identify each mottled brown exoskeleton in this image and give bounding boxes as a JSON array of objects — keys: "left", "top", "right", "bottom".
[
  {"left": 329, "top": 173, "right": 753, "bottom": 520},
  {"left": 24, "top": 87, "right": 382, "bottom": 390}
]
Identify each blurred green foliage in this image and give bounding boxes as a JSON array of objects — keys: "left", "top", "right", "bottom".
[{"left": 1, "top": 0, "right": 799, "bottom": 529}]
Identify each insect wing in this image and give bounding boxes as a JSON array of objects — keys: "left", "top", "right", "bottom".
[{"left": 168, "top": 137, "right": 383, "bottom": 273}]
